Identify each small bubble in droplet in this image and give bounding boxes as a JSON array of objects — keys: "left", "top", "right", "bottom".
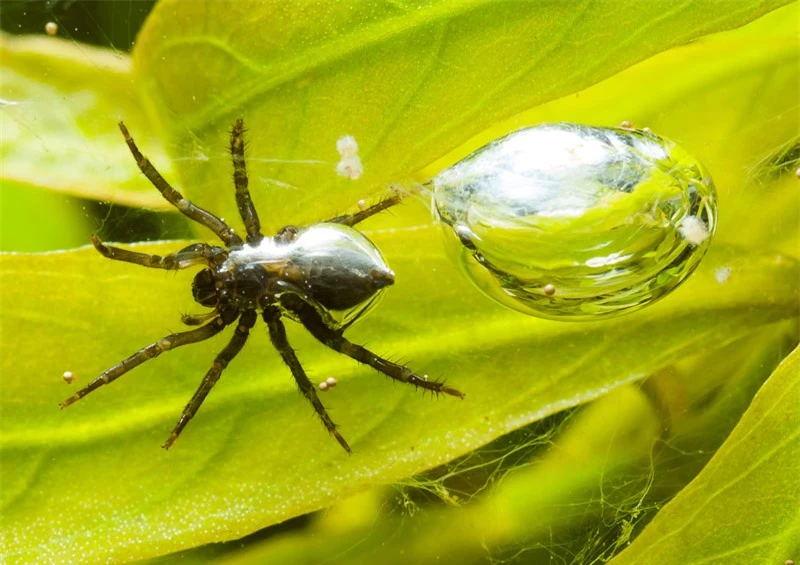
[
  {"left": 543, "top": 284, "right": 556, "bottom": 296},
  {"left": 45, "top": 22, "right": 58, "bottom": 36},
  {"left": 326, "top": 377, "right": 338, "bottom": 388},
  {"left": 318, "top": 381, "right": 329, "bottom": 392},
  {"left": 62, "top": 371, "right": 75, "bottom": 384},
  {"left": 679, "top": 216, "right": 710, "bottom": 246}
]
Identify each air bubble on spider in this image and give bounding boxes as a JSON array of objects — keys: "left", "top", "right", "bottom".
[{"left": 432, "top": 123, "right": 717, "bottom": 320}]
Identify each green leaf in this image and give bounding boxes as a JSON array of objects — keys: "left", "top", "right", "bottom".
[
  {"left": 0, "top": 33, "right": 171, "bottom": 210},
  {"left": 610, "top": 345, "right": 800, "bottom": 565},
  {"left": 132, "top": 0, "right": 788, "bottom": 229},
  {"left": 0, "top": 232, "right": 797, "bottom": 562},
  {"left": 206, "top": 384, "right": 665, "bottom": 565},
  {"left": 203, "top": 327, "right": 795, "bottom": 565},
  {"left": 0, "top": 180, "right": 91, "bottom": 251}
]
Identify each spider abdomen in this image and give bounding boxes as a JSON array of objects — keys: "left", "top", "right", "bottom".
[{"left": 219, "top": 223, "right": 394, "bottom": 313}]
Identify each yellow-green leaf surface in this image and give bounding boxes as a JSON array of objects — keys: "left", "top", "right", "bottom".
[
  {"left": 610, "top": 346, "right": 800, "bottom": 565},
  {"left": 133, "top": 0, "right": 788, "bottom": 230},
  {"left": 0, "top": 33, "right": 171, "bottom": 209},
  {"left": 202, "top": 328, "right": 795, "bottom": 565},
  {"left": 210, "top": 383, "right": 665, "bottom": 565},
  {"left": 0, "top": 227, "right": 798, "bottom": 562},
  {"left": 0, "top": 180, "right": 91, "bottom": 252}
]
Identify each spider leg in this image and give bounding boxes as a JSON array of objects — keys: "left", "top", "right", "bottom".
[
  {"left": 284, "top": 296, "right": 464, "bottom": 398},
  {"left": 325, "top": 187, "right": 405, "bottom": 227},
  {"left": 163, "top": 309, "right": 257, "bottom": 449},
  {"left": 60, "top": 316, "right": 229, "bottom": 409},
  {"left": 230, "top": 119, "right": 264, "bottom": 246},
  {"left": 262, "top": 305, "right": 351, "bottom": 454},
  {"left": 91, "top": 235, "right": 226, "bottom": 270},
  {"left": 118, "top": 121, "right": 243, "bottom": 248}
]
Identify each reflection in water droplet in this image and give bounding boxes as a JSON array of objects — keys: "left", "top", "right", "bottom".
[{"left": 433, "top": 123, "right": 717, "bottom": 319}]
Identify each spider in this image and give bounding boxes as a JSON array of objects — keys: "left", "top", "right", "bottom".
[{"left": 60, "top": 119, "right": 464, "bottom": 453}]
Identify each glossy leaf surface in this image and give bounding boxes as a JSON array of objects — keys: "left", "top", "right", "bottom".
[
  {"left": 1, "top": 233, "right": 798, "bottom": 562},
  {"left": 0, "top": 34, "right": 171, "bottom": 209}
]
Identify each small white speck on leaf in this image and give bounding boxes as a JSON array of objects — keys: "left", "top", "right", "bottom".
[
  {"left": 62, "top": 371, "right": 75, "bottom": 384},
  {"left": 336, "top": 135, "right": 359, "bottom": 157},
  {"left": 336, "top": 135, "right": 363, "bottom": 180},
  {"left": 715, "top": 266, "right": 731, "bottom": 284}
]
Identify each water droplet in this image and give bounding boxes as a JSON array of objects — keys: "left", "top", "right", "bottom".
[{"left": 433, "top": 123, "right": 717, "bottom": 319}]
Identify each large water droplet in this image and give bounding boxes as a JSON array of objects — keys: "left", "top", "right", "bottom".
[{"left": 433, "top": 123, "right": 717, "bottom": 319}]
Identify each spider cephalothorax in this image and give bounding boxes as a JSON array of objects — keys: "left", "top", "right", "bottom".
[{"left": 60, "top": 119, "right": 463, "bottom": 453}]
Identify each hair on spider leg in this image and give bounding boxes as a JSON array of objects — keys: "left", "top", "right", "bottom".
[{"left": 61, "top": 118, "right": 464, "bottom": 453}]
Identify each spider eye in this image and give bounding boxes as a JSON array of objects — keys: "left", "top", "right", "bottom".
[
  {"left": 192, "top": 268, "right": 218, "bottom": 307},
  {"left": 433, "top": 123, "right": 717, "bottom": 319}
]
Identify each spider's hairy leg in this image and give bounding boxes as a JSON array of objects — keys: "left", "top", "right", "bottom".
[
  {"left": 230, "top": 119, "right": 264, "bottom": 246},
  {"left": 163, "top": 309, "right": 257, "bottom": 449},
  {"left": 325, "top": 185, "right": 407, "bottom": 227},
  {"left": 285, "top": 297, "right": 465, "bottom": 398},
  {"left": 117, "top": 121, "right": 243, "bottom": 248},
  {"left": 262, "top": 305, "right": 352, "bottom": 454},
  {"left": 60, "top": 317, "right": 229, "bottom": 409},
  {"left": 92, "top": 236, "right": 227, "bottom": 270}
]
